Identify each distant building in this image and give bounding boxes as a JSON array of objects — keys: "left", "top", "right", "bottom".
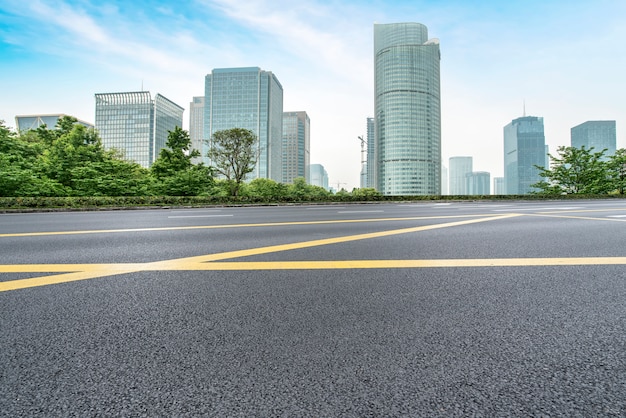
[
  {"left": 15, "top": 114, "right": 93, "bottom": 132},
  {"left": 503, "top": 116, "right": 546, "bottom": 194},
  {"left": 310, "top": 164, "right": 329, "bottom": 191},
  {"left": 571, "top": 120, "right": 616, "bottom": 159},
  {"left": 282, "top": 111, "right": 310, "bottom": 184},
  {"left": 204, "top": 67, "right": 283, "bottom": 182},
  {"left": 95, "top": 91, "right": 184, "bottom": 168},
  {"left": 441, "top": 164, "right": 448, "bottom": 195},
  {"left": 189, "top": 96, "right": 205, "bottom": 164},
  {"left": 466, "top": 171, "right": 490, "bottom": 195},
  {"left": 449, "top": 156, "right": 473, "bottom": 195},
  {"left": 374, "top": 22, "right": 441, "bottom": 195},
  {"left": 493, "top": 177, "right": 505, "bottom": 195},
  {"left": 365, "top": 117, "right": 375, "bottom": 189}
]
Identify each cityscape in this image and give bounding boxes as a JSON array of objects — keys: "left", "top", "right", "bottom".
[
  {"left": 2, "top": 2, "right": 626, "bottom": 415},
  {"left": 1, "top": 1, "right": 624, "bottom": 194}
]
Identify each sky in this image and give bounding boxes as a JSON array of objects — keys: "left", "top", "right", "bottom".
[{"left": 1, "top": 0, "right": 625, "bottom": 191}]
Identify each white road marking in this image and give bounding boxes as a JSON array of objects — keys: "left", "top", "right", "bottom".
[
  {"left": 337, "top": 210, "right": 384, "bottom": 214},
  {"left": 167, "top": 215, "right": 234, "bottom": 219}
]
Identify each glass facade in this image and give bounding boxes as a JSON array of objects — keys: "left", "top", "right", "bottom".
[
  {"left": 374, "top": 23, "right": 441, "bottom": 195},
  {"left": 95, "top": 92, "right": 183, "bottom": 168},
  {"left": 466, "top": 171, "right": 490, "bottom": 195},
  {"left": 365, "top": 117, "right": 375, "bottom": 189},
  {"left": 204, "top": 67, "right": 284, "bottom": 182},
  {"left": 282, "top": 111, "right": 310, "bottom": 184},
  {"left": 571, "top": 120, "right": 616, "bottom": 159},
  {"left": 15, "top": 114, "right": 93, "bottom": 132},
  {"left": 449, "top": 156, "right": 473, "bottom": 195},
  {"left": 309, "top": 164, "right": 329, "bottom": 190},
  {"left": 503, "top": 116, "right": 546, "bottom": 194},
  {"left": 189, "top": 96, "right": 205, "bottom": 164}
]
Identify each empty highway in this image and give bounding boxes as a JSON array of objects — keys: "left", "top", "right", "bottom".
[{"left": 1, "top": 200, "right": 625, "bottom": 416}]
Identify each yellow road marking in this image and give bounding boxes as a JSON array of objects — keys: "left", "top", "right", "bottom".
[
  {"left": 154, "top": 214, "right": 520, "bottom": 266},
  {"left": 171, "top": 258, "right": 626, "bottom": 270},
  {"left": 1, "top": 212, "right": 623, "bottom": 293},
  {"left": 530, "top": 213, "right": 626, "bottom": 222},
  {"left": 0, "top": 214, "right": 497, "bottom": 238},
  {"left": 538, "top": 207, "right": 626, "bottom": 214}
]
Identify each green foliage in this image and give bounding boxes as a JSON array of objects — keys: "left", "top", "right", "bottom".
[
  {"left": 151, "top": 127, "right": 214, "bottom": 196},
  {"left": 532, "top": 146, "right": 611, "bottom": 195},
  {"left": 207, "top": 128, "right": 257, "bottom": 196},
  {"left": 287, "top": 177, "right": 331, "bottom": 201},
  {"left": 606, "top": 149, "right": 626, "bottom": 194},
  {"left": 350, "top": 187, "right": 382, "bottom": 199},
  {"left": 245, "top": 178, "right": 288, "bottom": 199},
  {"left": 151, "top": 127, "right": 201, "bottom": 178}
]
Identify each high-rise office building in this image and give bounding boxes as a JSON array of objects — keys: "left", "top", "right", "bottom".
[
  {"left": 503, "top": 116, "right": 546, "bottom": 194},
  {"left": 466, "top": 171, "right": 490, "bottom": 195},
  {"left": 374, "top": 22, "right": 441, "bottom": 195},
  {"left": 204, "top": 67, "right": 283, "bottom": 182},
  {"left": 365, "top": 117, "right": 376, "bottom": 189},
  {"left": 309, "top": 164, "right": 329, "bottom": 191},
  {"left": 449, "top": 156, "right": 473, "bottom": 195},
  {"left": 282, "top": 111, "right": 310, "bottom": 184},
  {"left": 15, "top": 114, "right": 93, "bottom": 132},
  {"left": 95, "top": 91, "right": 183, "bottom": 168},
  {"left": 189, "top": 96, "right": 205, "bottom": 164},
  {"left": 571, "top": 120, "right": 616, "bottom": 159},
  {"left": 493, "top": 177, "right": 505, "bottom": 195}
]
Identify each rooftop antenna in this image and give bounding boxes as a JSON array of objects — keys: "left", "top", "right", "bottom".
[{"left": 523, "top": 99, "right": 526, "bottom": 117}]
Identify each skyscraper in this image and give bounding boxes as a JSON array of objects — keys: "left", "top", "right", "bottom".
[
  {"left": 503, "top": 116, "right": 546, "bottom": 194},
  {"left": 189, "top": 96, "right": 205, "bottom": 164},
  {"left": 571, "top": 120, "right": 616, "bottom": 158},
  {"left": 282, "top": 111, "right": 310, "bottom": 184},
  {"left": 365, "top": 117, "right": 375, "bottom": 189},
  {"left": 449, "top": 156, "right": 473, "bottom": 195},
  {"left": 15, "top": 114, "right": 93, "bottom": 132},
  {"left": 374, "top": 22, "right": 441, "bottom": 195},
  {"left": 309, "top": 164, "right": 329, "bottom": 190},
  {"left": 493, "top": 177, "right": 505, "bottom": 195},
  {"left": 204, "top": 67, "right": 283, "bottom": 182},
  {"left": 466, "top": 171, "right": 490, "bottom": 195},
  {"left": 95, "top": 91, "right": 184, "bottom": 168}
]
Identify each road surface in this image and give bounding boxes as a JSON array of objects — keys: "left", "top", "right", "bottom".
[{"left": 1, "top": 200, "right": 625, "bottom": 416}]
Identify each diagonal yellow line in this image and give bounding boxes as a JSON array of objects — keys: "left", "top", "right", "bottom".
[
  {"left": 0, "top": 214, "right": 494, "bottom": 238},
  {"left": 167, "top": 257, "right": 626, "bottom": 270},
  {"left": 0, "top": 214, "right": 519, "bottom": 292},
  {"left": 529, "top": 213, "right": 626, "bottom": 222},
  {"left": 152, "top": 214, "right": 521, "bottom": 267}
]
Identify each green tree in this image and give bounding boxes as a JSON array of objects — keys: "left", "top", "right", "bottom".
[
  {"left": 0, "top": 120, "right": 66, "bottom": 196},
  {"left": 606, "top": 148, "right": 626, "bottom": 194},
  {"left": 287, "top": 177, "right": 331, "bottom": 200},
  {"left": 40, "top": 123, "right": 107, "bottom": 189},
  {"left": 207, "top": 128, "right": 257, "bottom": 197},
  {"left": 151, "top": 127, "right": 213, "bottom": 196},
  {"left": 351, "top": 187, "right": 382, "bottom": 198},
  {"left": 246, "top": 178, "right": 288, "bottom": 199},
  {"left": 532, "top": 146, "right": 610, "bottom": 194}
]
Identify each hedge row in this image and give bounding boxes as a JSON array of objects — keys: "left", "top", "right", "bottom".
[{"left": 1, "top": 194, "right": 624, "bottom": 211}]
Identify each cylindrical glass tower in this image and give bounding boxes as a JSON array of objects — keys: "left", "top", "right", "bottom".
[{"left": 374, "top": 23, "right": 441, "bottom": 195}]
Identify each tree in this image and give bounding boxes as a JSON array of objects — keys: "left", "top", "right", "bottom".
[
  {"left": 151, "top": 127, "right": 213, "bottom": 196},
  {"left": 606, "top": 149, "right": 626, "bottom": 194},
  {"left": 286, "top": 177, "right": 331, "bottom": 200},
  {"left": 207, "top": 128, "right": 257, "bottom": 197},
  {"left": 532, "top": 146, "right": 610, "bottom": 194},
  {"left": 246, "top": 178, "right": 288, "bottom": 199},
  {"left": 151, "top": 127, "right": 200, "bottom": 178}
]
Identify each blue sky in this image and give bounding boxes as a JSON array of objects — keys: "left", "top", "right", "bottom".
[{"left": 1, "top": 0, "right": 625, "bottom": 190}]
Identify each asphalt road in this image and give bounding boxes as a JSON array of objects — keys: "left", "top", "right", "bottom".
[{"left": 1, "top": 200, "right": 625, "bottom": 416}]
